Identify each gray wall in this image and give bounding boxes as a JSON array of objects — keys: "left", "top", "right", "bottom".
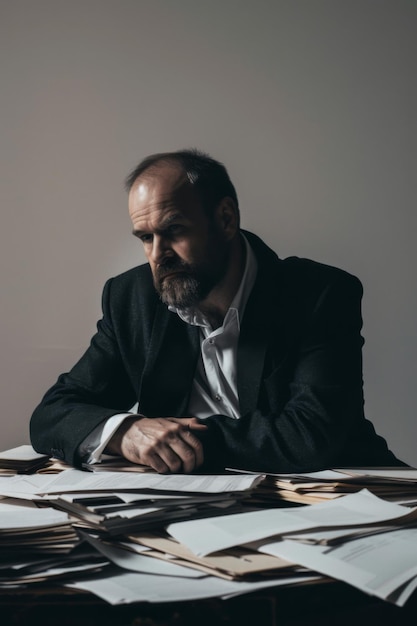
[{"left": 1, "top": 0, "right": 416, "bottom": 465}]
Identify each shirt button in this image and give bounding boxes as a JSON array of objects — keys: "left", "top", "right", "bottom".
[
  {"left": 208, "top": 338, "right": 215, "bottom": 344},
  {"left": 214, "top": 394, "right": 221, "bottom": 402}
]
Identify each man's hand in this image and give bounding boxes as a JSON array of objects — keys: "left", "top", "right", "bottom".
[{"left": 105, "top": 416, "right": 207, "bottom": 473}]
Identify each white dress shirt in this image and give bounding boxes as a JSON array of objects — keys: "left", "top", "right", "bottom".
[{"left": 171, "top": 235, "right": 257, "bottom": 420}]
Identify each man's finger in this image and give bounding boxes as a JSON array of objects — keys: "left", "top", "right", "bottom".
[
  {"left": 173, "top": 429, "right": 205, "bottom": 472},
  {"left": 145, "top": 451, "right": 171, "bottom": 474},
  {"left": 134, "top": 426, "right": 195, "bottom": 473}
]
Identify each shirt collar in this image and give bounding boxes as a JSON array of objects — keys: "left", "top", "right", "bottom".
[{"left": 168, "top": 233, "right": 258, "bottom": 329}]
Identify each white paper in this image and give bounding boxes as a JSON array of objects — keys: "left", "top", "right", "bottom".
[
  {"left": 102, "top": 507, "right": 161, "bottom": 520},
  {"left": 258, "top": 527, "right": 417, "bottom": 605},
  {"left": 0, "top": 445, "right": 47, "bottom": 461},
  {"left": 0, "top": 504, "right": 70, "bottom": 530},
  {"left": 34, "top": 469, "right": 263, "bottom": 494},
  {"left": 335, "top": 468, "right": 417, "bottom": 482},
  {"left": 66, "top": 568, "right": 320, "bottom": 605},
  {"left": 167, "top": 489, "right": 417, "bottom": 556},
  {"left": 60, "top": 491, "right": 224, "bottom": 505},
  {"left": 0, "top": 474, "right": 57, "bottom": 498},
  {"left": 281, "top": 525, "right": 405, "bottom": 545},
  {"left": 388, "top": 574, "right": 417, "bottom": 607},
  {"left": 229, "top": 468, "right": 352, "bottom": 481},
  {"left": 80, "top": 533, "right": 205, "bottom": 578}
]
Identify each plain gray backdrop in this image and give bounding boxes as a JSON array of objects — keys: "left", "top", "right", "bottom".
[{"left": 1, "top": 0, "right": 416, "bottom": 465}]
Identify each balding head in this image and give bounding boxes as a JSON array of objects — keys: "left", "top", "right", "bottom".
[{"left": 125, "top": 148, "right": 239, "bottom": 222}]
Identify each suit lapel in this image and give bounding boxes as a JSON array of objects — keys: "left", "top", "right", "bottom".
[
  {"left": 237, "top": 243, "right": 293, "bottom": 417},
  {"left": 237, "top": 277, "right": 272, "bottom": 415}
]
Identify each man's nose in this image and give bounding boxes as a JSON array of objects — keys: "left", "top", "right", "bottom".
[{"left": 150, "top": 235, "right": 173, "bottom": 265}]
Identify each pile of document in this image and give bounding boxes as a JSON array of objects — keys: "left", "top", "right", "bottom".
[
  {"left": 0, "top": 447, "right": 417, "bottom": 607},
  {"left": 0, "top": 497, "right": 109, "bottom": 586},
  {"left": 0, "top": 444, "right": 70, "bottom": 475},
  {"left": 251, "top": 467, "right": 417, "bottom": 506},
  {"left": 0, "top": 459, "right": 319, "bottom": 602},
  {"left": 0, "top": 445, "right": 51, "bottom": 475}
]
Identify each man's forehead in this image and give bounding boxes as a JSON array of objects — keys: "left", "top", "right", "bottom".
[
  {"left": 129, "top": 163, "right": 202, "bottom": 213},
  {"left": 132, "top": 162, "right": 189, "bottom": 195}
]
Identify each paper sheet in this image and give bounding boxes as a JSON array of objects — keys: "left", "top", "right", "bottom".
[
  {"left": 0, "top": 503, "right": 70, "bottom": 530},
  {"left": 167, "top": 489, "right": 417, "bottom": 556},
  {"left": 66, "top": 568, "right": 320, "bottom": 605},
  {"left": 34, "top": 469, "right": 264, "bottom": 494},
  {"left": 258, "top": 527, "right": 417, "bottom": 605},
  {"left": 80, "top": 532, "right": 205, "bottom": 578}
]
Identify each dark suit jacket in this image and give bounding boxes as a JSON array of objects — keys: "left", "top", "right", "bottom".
[{"left": 30, "top": 231, "right": 401, "bottom": 471}]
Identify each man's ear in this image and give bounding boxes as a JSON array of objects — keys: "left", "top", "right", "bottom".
[{"left": 214, "top": 197, "right": 239, "bottom": 240}]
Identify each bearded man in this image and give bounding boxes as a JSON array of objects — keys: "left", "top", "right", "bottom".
[{"left": 30, "top": 149, "right": 402, "bottom": 473}]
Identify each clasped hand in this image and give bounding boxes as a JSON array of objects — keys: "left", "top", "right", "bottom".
[{"left": 105, "top": 416, "right": 207, "bottom": 473}]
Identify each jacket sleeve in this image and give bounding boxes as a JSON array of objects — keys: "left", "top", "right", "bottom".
[
  {"left": 197, "top": 272, "right": 400, "bottom": 472},
  {"left": 30, "top": 278, "right": 138, "bottom": 467}
]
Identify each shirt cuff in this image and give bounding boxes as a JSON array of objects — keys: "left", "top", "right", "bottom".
[{"left": 79, "top": 413, "right": 137, "bottom": 464}]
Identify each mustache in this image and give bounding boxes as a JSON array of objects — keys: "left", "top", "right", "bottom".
[{"left": 155, "top": 259, "right": 193, "bottom": 281}]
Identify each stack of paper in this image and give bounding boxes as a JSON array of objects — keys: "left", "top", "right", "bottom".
[
  {"left": 62, "top": 487, "right": 417, "bottom": 607},
  {"left": 1, "top": 459, "right": 417, "bottom": 608},
  {"left": 33, "top": 470, "right": 264, "bottom": 534},
  {"left": 250, "top": 468, "right": 417, "bottom": 507},
  {"left": 0, "top": 468, "right": 322, "bottom": 602},
  {"left": 51, "top": 490, "right": 245, "bottom": 535},
  {"left": 0, "top": 445, "right": 51, "bottom": 475},
  {"left": 163, "top": 489, "right": 417, "bottom": 606},
  {"left": 0, "top": 497, "right": 110, "bottom": 587}
]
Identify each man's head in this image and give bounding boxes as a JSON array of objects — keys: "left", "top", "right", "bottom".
[
  {"left": 125, "top": 149, "right": 239, "bottom": 219},
  {"left": 126, "top": 149, "right": 242, "bottom": 310}
]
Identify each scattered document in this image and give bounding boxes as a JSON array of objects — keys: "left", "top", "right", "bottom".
[
  {"left": 258, "top": 527, "right": 417, "bottom": 605},
  {"left": 36, "top": 469, "right": 264, "bottom": 495},
  {"left": 127, "top": 531, "right": 296, "bottom": 580},
  {"left": 80, "top": 532, "right": 206, "bottom": 578},
  {"left": 66, "top": 567, "right": 320, "bottom": 605},
  {"left": 167, "top": 489, "right": 417, "bottom": 556},
  {"left": 0, "top": 502, "right": 71, "bottom": 530},
  {"left": 1, "top": 445, "right": 417, "bottom": 608}
]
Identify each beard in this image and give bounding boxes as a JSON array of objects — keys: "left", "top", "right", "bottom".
[{"left": 154, "top": 255, "right": 227, "bottom": 309}]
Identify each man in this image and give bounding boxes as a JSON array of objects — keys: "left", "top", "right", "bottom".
[{"left": 30, "top": 149, "right": 402, "bottom": 473}]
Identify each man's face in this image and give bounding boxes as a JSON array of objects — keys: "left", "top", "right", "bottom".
[{"left": 128, "top": 164, "right": 230, "bottom": 309}]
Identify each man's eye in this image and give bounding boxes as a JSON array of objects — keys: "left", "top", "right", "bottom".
[
  {"left": 167, "top": 224, "right": 184, "bottom": 236},
  {"left": 139, "top": 234, "right": 153, "bottom": 243}
]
